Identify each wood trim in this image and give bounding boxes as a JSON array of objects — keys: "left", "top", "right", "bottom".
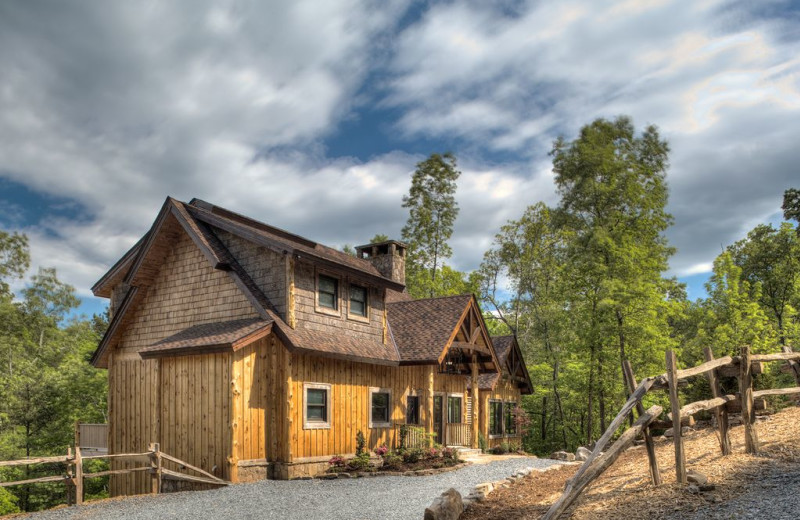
[{"left": 90, "top": 286, "right": 139, "bottom": 367}]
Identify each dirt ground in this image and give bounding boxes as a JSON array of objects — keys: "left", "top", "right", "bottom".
[{"left": 462, "top": 405, "right": 800, "bottom": 519}]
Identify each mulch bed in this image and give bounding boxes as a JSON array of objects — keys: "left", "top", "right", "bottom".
[{"left": 463, "top": 405, "right": 800, "bottom": 519}]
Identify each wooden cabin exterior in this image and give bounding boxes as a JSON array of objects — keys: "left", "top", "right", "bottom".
[{"left": 90, "top": 197, "right": 533, "bottom": 495}]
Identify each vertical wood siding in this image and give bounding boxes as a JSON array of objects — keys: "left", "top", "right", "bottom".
[{"left": 480, "top": 379, "right": 523, "bottom": 448}]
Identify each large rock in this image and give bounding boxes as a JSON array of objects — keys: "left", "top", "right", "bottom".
[
  {"left": 424, "top": 488, "right": 464, "bottom": 520},
  {"left": 550, "top": 451, "right": 576, "bottom": 461},
  {"left": 687, "top": 470, "right": 708, "bottom": 486},
  {"left": 575, "top": 447, "right": 592, "bottom": 461}
]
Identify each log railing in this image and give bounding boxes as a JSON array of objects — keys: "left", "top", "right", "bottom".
[
  {"left": 543, "top": 344, "right": 800, "bottom": 520},
  {"left": 0, "top": 442, "right": 227, "bottom": 507}
]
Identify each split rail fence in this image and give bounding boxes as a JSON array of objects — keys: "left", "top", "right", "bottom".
[
  {"left": 543, "top": 345, "right": 800, "bottom": 520},
  {"left": 0, "top": 442, "right": 227, "bottom": 507}
]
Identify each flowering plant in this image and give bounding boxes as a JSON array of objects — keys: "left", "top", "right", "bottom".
[
  {"left": 374, "top": 444, "right": 389, "bottom": 457},
  {"left": 328, "top": 455, "right": 346, "bottom": 467}
]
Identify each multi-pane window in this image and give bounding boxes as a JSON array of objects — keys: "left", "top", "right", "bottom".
[
  {"left": 406, "top": 395, "right": 420, "bottom": 424},
  {"left": 371, "top": 389, "right": 391, "bottom": 426},
  {"left": 505, "top": 402, "right": 516, "bottom": 435},
  {"left": 489, "top": 401, "right": 503, "bottom": 436},
  {"left": 447, "top": 396, "right": 462, "bottom": 423},
  {"left": 349, "top": 285, "right": 367, "bottom": 317},
  {"left": 318, "top": 275, "right": 338, "bottom": 310},
  {"left": 304, "top": 383, "right": 331, "bottom": 429}
]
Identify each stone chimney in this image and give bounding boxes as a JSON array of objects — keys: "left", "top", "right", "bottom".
[{"left": 355, "top": 240, "right": 407, "bottom": 285}]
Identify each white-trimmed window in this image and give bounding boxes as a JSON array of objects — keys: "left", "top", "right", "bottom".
[
  {"left": 316, "top": 272, "right": 341, "bottom": 316},
  {"left": 488, "top": 400, "right": 503, "bottom": 438},
  {"left": 348, "top": 284, "right": 369, "bottom": 320},
  {"left": 370, "top": 387, "right": 392, "bottom": 428},
  {"left": 304, "top": 383, "right": 331, "bottom": 429}
]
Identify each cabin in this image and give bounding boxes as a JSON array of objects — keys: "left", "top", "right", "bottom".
[{"left": 90, "top": 197, "right": 533, "bottom": 495}]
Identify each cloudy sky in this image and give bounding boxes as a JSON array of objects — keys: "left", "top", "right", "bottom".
[{"left": 1, "top": 0, "right": 798, "bottom": 317}]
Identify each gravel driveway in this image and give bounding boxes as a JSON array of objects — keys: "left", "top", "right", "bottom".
[{"left": 23, "top": 456, "right": 559, "bottom": 520}]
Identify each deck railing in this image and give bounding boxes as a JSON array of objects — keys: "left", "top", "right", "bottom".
[{"left": 445, "top": 423, "right": 471, "bottom": 447}]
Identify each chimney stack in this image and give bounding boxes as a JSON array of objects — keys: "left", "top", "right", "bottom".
[{"left": 355, "top": 240, "right": 407, "bottom": 286}]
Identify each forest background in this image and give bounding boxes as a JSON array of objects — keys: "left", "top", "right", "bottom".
[{"left": 1, "top": 116, "right": 798, "bottom": 513}]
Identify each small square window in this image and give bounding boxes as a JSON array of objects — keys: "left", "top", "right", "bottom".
[
  {"left": 304, "top": 383, "right": 331, "bottom": 429},
  {"left": 318, "top": 275, "right": 338, "bottom": 310},
  {"left": 349, "top": 285, "right": 367, "bottom": 317},
  {"left": 406, "top": 395, "right": 419, "bottom": 425},
  {"left": 370, "top": 388, "right": 391, "bottom": 427}
]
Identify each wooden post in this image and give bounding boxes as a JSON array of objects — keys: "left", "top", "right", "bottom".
[
  {"left": 782, "top": 346, "right": 800, "bottom": 399},
  {"left": 622, "top": 360, "right": 661, "bottom": 485},
  {"left": 74, "top": 445, "right": 83, "bottom": 505},
  {"left": 66, "top": 447, "right": 73, "bottom": 506},
  {"left": 426, "top": 366, "right": 434, "bottom": 446},
  {"left": 470, "top": 354, "right": 479, "bottom": 450},
  {"left": 703, "top": 347, "right": 731, "bottom": 455},
  {"left": 740, "top": 345, "right": 760, "bottom": 454},
  {"left": 148, "top": 443, "right": 162, "bottom": 494},
  {"left": 666, "top": 350, "right": 687, "bottom": 485}
]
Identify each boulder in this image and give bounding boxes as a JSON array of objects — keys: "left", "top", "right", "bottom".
[
  {"left": 424, "top": 488, "right": 464, "bottom": 520},
  {"left": 575, "top": 447, "right": 592, "bottom": 461},
  {"left": 550, "top": 451, "right": 576, "bottom": 461},
  {"left": 687, "top": 470, "right": 708, "bottom": 486}
]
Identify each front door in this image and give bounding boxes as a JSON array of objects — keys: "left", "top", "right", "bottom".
[{"left": 433, "top": 396, "right": 443, "bottom": 444}]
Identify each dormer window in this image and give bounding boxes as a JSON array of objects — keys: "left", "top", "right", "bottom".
[
  {"left": 318, "top": 274, "right": 338, "bottom": 310},
  {"left": 349, "top": 284, "right": 367, "bottom": 317}
]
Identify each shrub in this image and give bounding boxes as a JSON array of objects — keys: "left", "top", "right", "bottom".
[
  {"left": 399, "top": 424, "right": 409, "bottom": 450},
  {"left": 0, "top": 488, "right": 19, "bottom": 516},
  {"left": 383, "top": 453, "right": 403, "bottom": 470},
  {"left": 403, "top": 447, "right": 424, "bottom": 464},
  {"left": 478, "top": 432, "right": 488, "bottom": 453},
  {"left": 426, "top": 446, "right": 441, "bottom": 459},
  {"left": 347, "top": 452, "right": 372, "bottom": 471},
  {"left": 355, "top": 430, "right": 366, "bottom": 456},
  {"left": 442, "top": 447, "right": 460, "bottom": 462},
  {"left": 328, "top": 455, "right": 346, "bottom": 468},
  {"left": 374, "top": 443, "right": 388, "bottom": 457}
]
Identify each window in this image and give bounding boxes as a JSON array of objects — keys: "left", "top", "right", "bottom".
[
  {"left": 406, "top": 395, "right": 420, "bottom": 424},
  {"left": 489, "top": 400, "right": 503, "bottom": 436},
  {"left": 349, "top": 284, "right": 368, "bottom": 317},
  {"left": 447, "top": 395, "right": 462, "bottom": 424},
  {"left": 303, "top": 383, "right": 331, "bottom": 429},
  {"left": 505, "top": 402, "right": 517, "bottom": 435},
  {"left": 370, "top": 388, "right": 391, "bottom": 427},
  {"left": 318, "top": 274, "right": 338, "bottom": 310}
]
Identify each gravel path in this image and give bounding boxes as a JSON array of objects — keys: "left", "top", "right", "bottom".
[
  {"left": 22, "top": 456, "right": 559, "bottom": 520},
  {"left": 675, "top": 467, "right": 800, "bottom": 520}
]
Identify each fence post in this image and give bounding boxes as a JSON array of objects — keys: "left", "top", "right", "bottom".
[
  {"left": 74, "top": 445, "right": 83, "bottom": 505},
  {"left": 65, "top": 447, "right": 74, "bottom": 506},
  {"left": 740, "top": 345, "right": 760, "bottom": 454},
  {"left": 703, "top": 347, "right": 731, "bottom": 455},
  {"left": 622, "top": 360, "right": 661, "bottom": 485},
  {"left": 149, "top": 443, "right": 162, "bottom": 494},
  {"left": 666, "top": 350, "right": 687, "bottom": 485}
]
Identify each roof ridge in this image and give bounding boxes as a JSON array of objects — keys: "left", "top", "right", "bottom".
[{"left": 386, "top": 293, "right": 473, "bottom": 305}]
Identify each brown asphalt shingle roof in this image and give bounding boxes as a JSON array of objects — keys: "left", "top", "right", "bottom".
[
  {"left": 139, "top": 317, "right": 271, "bottom": 358},
  {"left": 386, "top": 294, "right": 472, "bottom": 363},
  {"left": 469, "top": 335, "right": 515, "bottom": 390}
]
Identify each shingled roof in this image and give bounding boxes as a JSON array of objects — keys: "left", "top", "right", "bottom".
[
  {"left": 386, "top": 294, "right": 473, "bottom": 363},
  {"left": 139, "top": 318, "right": 272, "bottom": 358}
]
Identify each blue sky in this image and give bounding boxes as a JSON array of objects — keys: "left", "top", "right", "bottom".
[{"left": 0, "top": 0, "right": 798, "bottom": 319}]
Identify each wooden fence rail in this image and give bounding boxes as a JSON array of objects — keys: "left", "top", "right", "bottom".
[
  {"left": 0, "top": 442, "right": 227, "bottom": 506},
  {"left": 543, "top": 344, "right": 800, "bottom": 519}
]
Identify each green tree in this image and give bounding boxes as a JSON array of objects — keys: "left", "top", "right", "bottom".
[
  {"left": 550, "top": 116, "right": 677, "bottom": 440},
  {"left": 0, "top": 231, "right": 30, "bottom": 295},
  {"left": 783, "top": 188, "right": 800, "bottom": 227},
  {"left": 401, "top": 153, "right": 461, "bottom": 298},
  {"left": 729, "top": 223, "right": 800, "bottom": 345}
]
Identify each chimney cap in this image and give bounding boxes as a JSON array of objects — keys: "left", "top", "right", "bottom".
[{"left": 355, "top": 240, "right": 408, "bottom": 258}]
